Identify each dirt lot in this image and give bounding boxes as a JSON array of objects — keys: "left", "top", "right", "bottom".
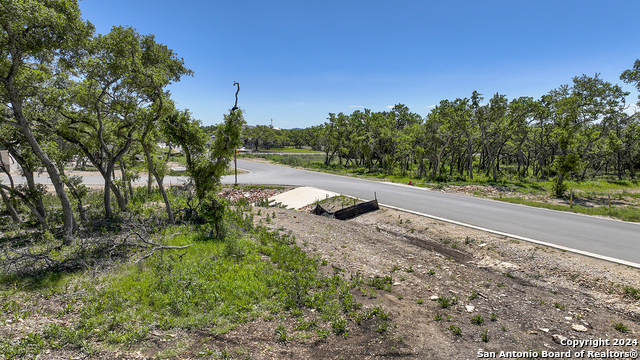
[
  {"left": 235, "top": 199, "right": 640, "bottom": 359},
  {"left": 3, "top": 192, "right": 640, "bottom": 359}
]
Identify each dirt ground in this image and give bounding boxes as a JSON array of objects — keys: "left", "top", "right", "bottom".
[
  {"left": 235, "top": 199, "right": 640, "bottom": 359},
  {"left": 7, "top": 197, "right": 639, "bottom": 359},
  {"left": 438, "top": 183, "right": 640, "bottom": 209},
  {"left": 3, "top": 175, "right": 640, "bottom": 359}
]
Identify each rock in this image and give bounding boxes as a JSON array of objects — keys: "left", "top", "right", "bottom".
[
  {"left": 527, "top": 330, "right": 538, "bottom": 334},
  {"left": 564, "top": 316, "right": 572, "bottom": 320},
  {"left": 466, "top": 305, "right": 475, "bottom": 313},
  {"left": 539, "top": 328, "right": 550, "bottom": 333},
  {"left": 430, "top": 295, "right": 439, "bottom": 301},
  {"left": 553, "top": 334, "right": 567, "bottom": 344},
  {"left": 498, "top": 262, "right": 519, "bottom": 271},
  {"left": 393, "top": 282, "right": 402, "bottom": 286},
  {"left": 572, "top": 324, "right": 588, "bottom": 332}
]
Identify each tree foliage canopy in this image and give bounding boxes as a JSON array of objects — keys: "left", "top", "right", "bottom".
[
  {"left": 0, "top": 0, "right": 244, "bottom": 241},
  {"left": 269, "top": 72, "right": 638, "bottom": 197}
]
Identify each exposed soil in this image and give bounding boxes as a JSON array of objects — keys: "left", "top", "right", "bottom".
[
  {"left": 2, "top": 191, "right": 640, "bottom": 359},
  {"left": 439, "top": 183, "right": 640, "bottom": 209},
  {"left": 249, "top": 198, "right": 640, "bottom": 359}
]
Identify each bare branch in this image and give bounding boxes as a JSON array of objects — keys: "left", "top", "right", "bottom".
[
  {"left": 135, "top": 244, "right": 192, "bottom": 264},
  {"left": 231, "top": 82, "right": 240, "bottom": 113}
]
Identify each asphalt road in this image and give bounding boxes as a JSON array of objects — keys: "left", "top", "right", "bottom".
[
  {"left": 3, "top": 159, "right": 638, "bottom": 266},
  {"left": 224, "top": 159, "right": 640, "bottom": 267}
]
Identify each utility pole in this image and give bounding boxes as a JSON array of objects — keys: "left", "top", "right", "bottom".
[{"left": 234, "top": 149, "right": 238, "bottom": 186}]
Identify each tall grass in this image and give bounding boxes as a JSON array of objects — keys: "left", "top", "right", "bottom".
[
  {"left": 27, "top": 206, "right": 383, "bottom": 353},
  {"left": 261, "top": 147, "right": 323, "bottom": 153},
  {"left": 242, "top": 154, "right": 326, "bottom": 168},
  {"left": 497, "top": 197, "right": 640, "bottom": 222},
  {"left": 0, "top": 180, "right": 391, "bottom": 356}
]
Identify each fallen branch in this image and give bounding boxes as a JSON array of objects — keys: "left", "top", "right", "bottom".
[
  {"left": 135, "top": 244, "right": 192, "bottom": 264},
  {"left": 134, "top": 232, "right": 189, "bottom": 264}
]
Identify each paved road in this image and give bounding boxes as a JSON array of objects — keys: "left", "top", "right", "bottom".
[
  {"left": 4, "top": 160, "right": 638, "bottom": 266},
  {"left": 1, "top": 173, "right": 189, "bottom": 187},
  {"left": 224, "top": 159, "right": 640, "bottom": 267}
]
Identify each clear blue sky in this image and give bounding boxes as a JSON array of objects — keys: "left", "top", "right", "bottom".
[{"left": 79, "top": 0, "right": 640, "bottom": 128}]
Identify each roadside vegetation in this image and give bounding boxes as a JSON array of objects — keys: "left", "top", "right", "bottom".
[
  {"left": 0, "top": 186, "right": 395, "bottom": 358},
  {"left": 4, "top": 0, "right": 640, "bottom": 241},
  {"left": 256, "top": 147, "right": 323, "bottom": 154},
  {"left": 238, "top": 66, "right": 640, "bottom": 220},
  {"left": 0, "top": 2, "right": 383, "bottom": 357},
  {"left": 241, "top": 153, "right": 640, "bottom": 222}
]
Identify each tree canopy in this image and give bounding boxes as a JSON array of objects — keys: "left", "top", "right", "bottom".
[
  {"left": 271, "top": 72, "right": 638, "bottom": 197},
  {"left": 0, "top": 0, "right": 244, "bottom": 242}
]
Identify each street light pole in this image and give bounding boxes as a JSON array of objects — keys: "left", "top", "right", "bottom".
[{"left": 234, "top": 149, "right": 238, "bottom": 186}]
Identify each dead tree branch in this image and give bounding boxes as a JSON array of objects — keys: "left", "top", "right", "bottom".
[{"left": 231, "top": 82, "right": 240, "bottom": 113}]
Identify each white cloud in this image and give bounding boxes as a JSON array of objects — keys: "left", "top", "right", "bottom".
[
  {"left": 386, "top": 105, "right": 393, "bottom": 108},
  {"left": 424, "top": 105, "right": 436, "bottom": 108},
  {"left": 349, "top": 105, "right": 364, "bottom": 108}
]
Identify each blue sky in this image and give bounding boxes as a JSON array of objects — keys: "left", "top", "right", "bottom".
[{"left": 79, "top": 0, "right": 640, "bottom": 128}]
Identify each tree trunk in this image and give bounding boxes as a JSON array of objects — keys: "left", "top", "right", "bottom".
[
  {"left": 0, "top": 186, "right": 21, "bottom": 223},
  {"left": 58, "top": 166, "right": 87, "bottom": 223},
  {"left": 119, "top": 159, "right": 129, "bottom": 204},
  {"left": 143, "top": 144, "right": 175, "bottom": 224},
  {"left": 75, "top": 192, "right": 87, "bottom": 222},
  {"left": 0, "top": 184, "right": 50, "bottom": 231},
  {"left": 104, "top": 157, "right": 128, "bottom": 215},
  {"left": 165, "top": 144, "right": 173, "bottom": 162},
  {"left": 9, "top": 149, "right": 47, "bottom": 220},
  {"left": 103, "top": 177, "right": 113, "bottom": 218},
  {"left": 517, "top": 148, "right": 522, "bottom": 175},
  {"left": 483, "top": 144, "right": 497, "bottom": 181},
  {"left": 10, "top": 106, "right": 74, "bottom": 244},
  {"left": 467, "top": 140, "right": 473, "bottom": 179},
  {"left": 617, "top": 150, "right": 622, "bottom": 181},
  {"left": 98, "top": 159, "right": 128, "bottom": 217}
]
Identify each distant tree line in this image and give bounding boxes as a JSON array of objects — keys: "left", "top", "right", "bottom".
[
  {"left": 0, "top": 0, "right": 244, "bottom": 244},
  {"left": 263, "top": 72, "right": 640, "bottom": 197}
]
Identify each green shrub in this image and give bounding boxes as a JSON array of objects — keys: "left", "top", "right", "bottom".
[
  {"left": 614, "top": 322, "right": 629, "bottom": 333},
  {"left": 471, "top": 314, "right": 484, "bottom": 326},
  {"left": 481, "top": 328, "right": 490, "bottom": 342},
  {"left": 331, "top": 317, "right": 348, "bottom": 335},
  {"left": 368, "top": 276, "right": 393, "bottom": 291},
  {"left": 275, "top": 324, "right": 288, "bottom": 342},
  {"left": 437, "top": 295, "right": 457, "bottom": 308},
  {"left": 450, "top": 325, "right": 462, "bottom": 336}
]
